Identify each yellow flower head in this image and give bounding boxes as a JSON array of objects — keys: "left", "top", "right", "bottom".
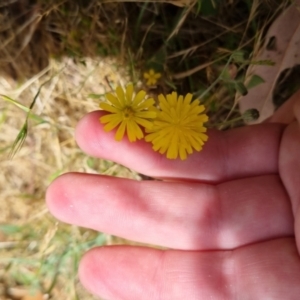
[
  {"left": 100, "top": 84, "right": 157, "bottom": 142},
  {"left": 143, "top": 69, "right": 162, "bottom": 86},
  {"left": 145, "top": 92, "right": 208, "bottom": 160}
]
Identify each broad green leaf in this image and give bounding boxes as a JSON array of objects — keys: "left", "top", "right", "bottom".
[
  {"left": 235, "top": 81, "right": 248, "bottom": 96},
  {"left": 246, "top": 75, "right": 265, "bottom": 89}
]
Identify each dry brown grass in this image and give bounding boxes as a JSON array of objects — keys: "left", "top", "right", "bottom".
[{"left": 0, "top": 56, "right": 139, "bottom": 299}]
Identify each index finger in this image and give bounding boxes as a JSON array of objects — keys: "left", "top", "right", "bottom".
[{"left": 75, "top": 111, "right": 285, "bottom": 182}]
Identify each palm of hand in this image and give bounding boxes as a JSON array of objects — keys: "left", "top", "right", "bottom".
[{"left": 46, "top": 102, "right": 300, "bottom": 299}]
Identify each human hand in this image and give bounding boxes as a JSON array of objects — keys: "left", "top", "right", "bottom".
[{"left": 46, "top": 94, "right": 300, "bottom": 300}]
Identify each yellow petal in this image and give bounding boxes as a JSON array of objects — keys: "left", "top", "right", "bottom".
[
  {"left": 103, "top": 117, "right": 122, "bottom": 131},
  {"left": 165, "top": 131, "right": 178, "bottom": 159},
  {"left": 132, "top": 90, "right": 146, "bottom": 107},
  {"left": 179, "top": 133, "right": 192, "bottom": 154},
  {"left": 100, "top": 103, "right": 120, "bottom": 113},
  {"left": 183, "top": 93, "right": 193, "bottom": 105},
  {"left": 187, "top": 134, "right": 203, "bottom": 151},
  {"left": 116, "top": 86, "right": 126, "bottom": 106},
  {"left": 176, "top": 95, "right": 184, "bottom": 115},
  {"left": 179, "top": 145, "right": 188, "bottom": 160},
  {"left": 126, "top": 119, "right": 137, "bottom": 142},
  {"left": 106, "top": 93, "right": 123, "bottom": 109},
  {"left": 148, "top": 78, "right": 157, "bottom": 86},
  {"left": 115, "top": 121, "right": 127, "bottom": 141},
  {"left": 145, "top": 132, "right": 156, "bottom": 142},
  {"left": 167, "top": 143, "right": 178, "bottom": 159},
  {"left": 131, "top": 121, "right": 144, "bottom": 140},
  {"left": 137, "top": 98, "right": 155, "bottom": 110},
  {"left": 166, "top": 92, "right": 177, "bottom": 107},
  {"left": 135, "top": 110, "right": 157, "bottom": 119},
  {"left": 126, "top": 84, "right": 134, "bottom": 104},
  {"left": 100, "top": 113, "right": 119, "bottom": 123},
  {"left": 134, "top": 117, "right": 153, "bottom": 129},
  {"left": 198, "top": 114, "right": 209, "bottom": 123},
  {"left": 159, "top": 145, "right": 168, "bottom": 155}
]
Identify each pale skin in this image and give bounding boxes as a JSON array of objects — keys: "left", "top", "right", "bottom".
[{"left": 46, "top": 91, "right": 300, "bottom": 299}]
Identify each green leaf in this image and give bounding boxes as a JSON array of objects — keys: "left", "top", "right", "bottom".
[
  {"left": 246, "top": 74, "right": 265, "bottom": 89},
  {"left": 232, "top": 50, "right": 245, "bottom": 63},
  {"left": 146, "top": 47, "right": 166, "bottom": 72},
  {"left": 0, "top": 224, "right": 21, "bottom": 235},
  {"left": 88, "top": 93, "right": 104, "bottom": 99},
  {"left": 0, "top": 95, "right": 30, "bottom": 112},
  {"left": 200, "top": 0, "right": 220, "bottom": 16},
  {"left": 48, "top": 169, "right": 63, "bottom": 183},
  {"left": 220, "top": 66, "right": 232, "bottom": 81},
  {"left": 87, "top": 157, "right": 95, "bottom": 169},
  {"left": 9, "top": 120, "right": 28, "bottom": 159},
  {"left": 5, "top": 76, "right": 56, "bottom": 158},
  {"left": 234, "top": 81, "right": 248, "bottom": 96}
]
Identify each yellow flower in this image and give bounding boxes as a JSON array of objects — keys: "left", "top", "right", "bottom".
[
  {"left": 143, "top": 69, "right": 162, "bottom": 86},
  {"left": 99, "top": 84, "right": 157, "bottom": 142},
  {"left": 145, "top": 92, "right": 208, "bottom": 160}
]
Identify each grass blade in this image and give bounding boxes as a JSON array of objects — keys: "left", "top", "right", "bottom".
[{"left": 9, "top": 120, "right": 28, "bottom": 159}]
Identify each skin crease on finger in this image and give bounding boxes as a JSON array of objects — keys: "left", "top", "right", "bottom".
[{"left": 78, "top": 239, "right": 300, "bottom": 300}]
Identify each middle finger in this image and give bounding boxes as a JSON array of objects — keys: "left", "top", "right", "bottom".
[{"left": 46, "top": 173, "right": 293, "bottom": 250}]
